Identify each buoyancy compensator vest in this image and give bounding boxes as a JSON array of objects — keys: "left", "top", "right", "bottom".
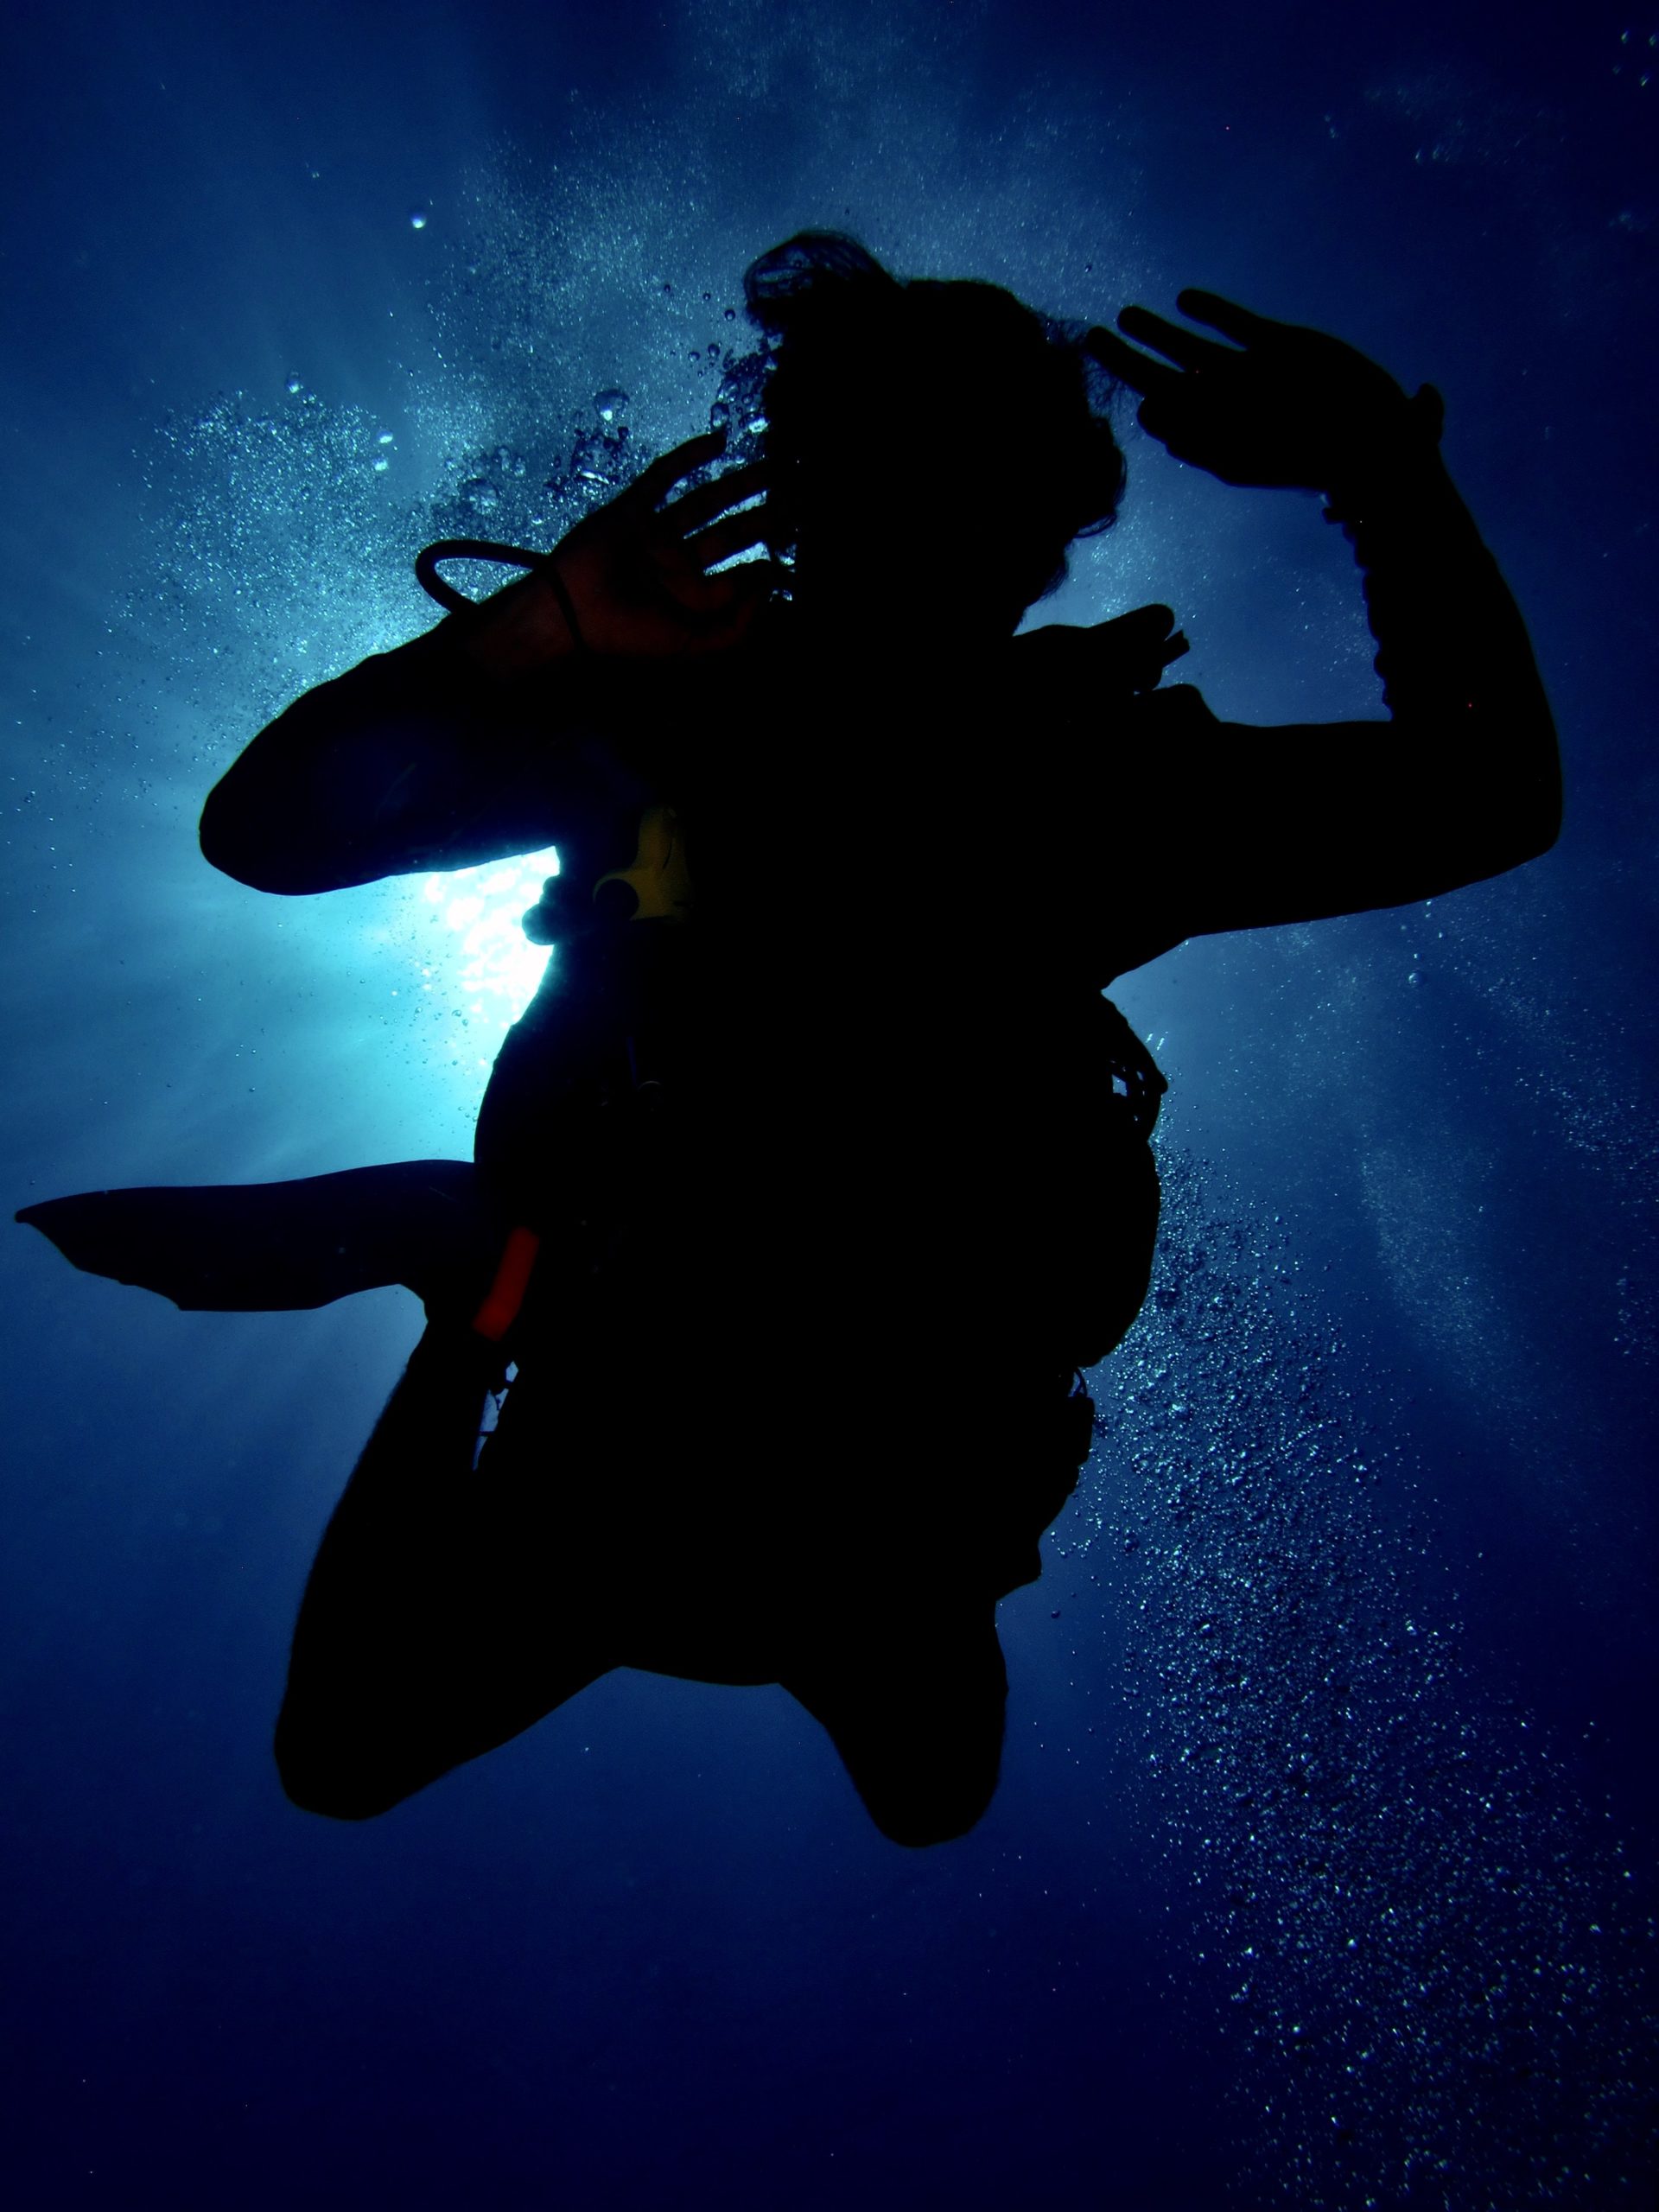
[{"left": 416, "top": 536, "right": 1170, "bottom": 1562}]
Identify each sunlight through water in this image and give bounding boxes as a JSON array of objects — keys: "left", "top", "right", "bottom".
[{"left": 398, "top": 845, "right": 558, "bottom": 1075}]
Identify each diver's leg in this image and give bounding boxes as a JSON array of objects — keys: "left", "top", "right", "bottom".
[
  {"left": 18, "top": 1160, "right": 491, "bottom": 1313},
  {"left": 275, "top": 1329, "right": 611, "bottom": 1819},
  {"left": 781, "top": 1602, "right": 1008, "bottom": 1848}
]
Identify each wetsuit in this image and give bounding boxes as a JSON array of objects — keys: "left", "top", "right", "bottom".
[{"left": 33, "top": 442, "right": 1560, "bottom": 1844}]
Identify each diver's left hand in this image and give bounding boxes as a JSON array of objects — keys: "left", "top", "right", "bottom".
[
  {"left": 550, "top": 430, "right": 782, "bottom": 657},
  {"left": 1084, "top": 293, "right": 1442, "bottom": 493}
]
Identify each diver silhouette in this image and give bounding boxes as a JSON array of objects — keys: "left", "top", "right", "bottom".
[{"left": 19, "top": 236, "right": 1560, "bottom": 1847}]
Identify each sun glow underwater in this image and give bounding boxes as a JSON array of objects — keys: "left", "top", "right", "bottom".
[{"left": 397, "top": 844, "right": 561, "bottom": 1074}]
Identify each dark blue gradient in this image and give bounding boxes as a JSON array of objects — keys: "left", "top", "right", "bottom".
[{"left": 3, "top": 4, "right": 1655, "bottom": 2205}]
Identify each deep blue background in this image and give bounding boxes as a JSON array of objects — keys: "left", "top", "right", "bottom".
[{"left": 3, "top": 3, "right": 1655, "bottom": 2205}]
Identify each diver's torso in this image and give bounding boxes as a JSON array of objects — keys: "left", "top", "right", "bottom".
[{"left": 468, "top": 656, "right": 1163, "bottom": 1653}]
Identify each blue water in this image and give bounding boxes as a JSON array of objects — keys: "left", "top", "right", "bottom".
[{"left": 3, "top": 3, "right": 1655, "bottom": 2204}]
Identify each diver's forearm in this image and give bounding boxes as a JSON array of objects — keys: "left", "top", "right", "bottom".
[
  {"left": 1325, "top": 448, "right": 1561, "bottom": 870},
  {"left": 200, "top": 624, "right": 550, "bottom": 892},
  {"left": 199, "top": 617, "right": 645, "bottom": 895}
]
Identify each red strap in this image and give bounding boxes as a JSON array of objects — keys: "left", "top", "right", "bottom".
[{"left": 470, "top": 1225, "right": 542, "bottom": 1342}]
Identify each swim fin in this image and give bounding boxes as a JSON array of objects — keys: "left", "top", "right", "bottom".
[{"left": 16, "top": 1160, "right": 499, "bottom": 1317}]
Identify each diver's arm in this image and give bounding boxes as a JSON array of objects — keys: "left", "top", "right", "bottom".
[
  {"left": 1087, "top": 295, "right": 1560, "bottom": 933},
  {"left": 198, "top": 613, "right": 628, "bottom": 895},
  {"left": 200, "top": 433, "right": 778, "bottom": 895},
  {"left": 1149, "top": 450, "right": 1558, "bottom": 934}
]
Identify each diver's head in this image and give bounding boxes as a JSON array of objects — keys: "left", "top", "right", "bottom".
[{"left": 742, "top": 232, "right": 1126, "bottom": 641}]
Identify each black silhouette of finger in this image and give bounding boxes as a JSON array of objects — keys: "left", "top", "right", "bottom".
[
  {"left": 687, "top": 506, "right": 772, "bottom": 571},
  {"left": 1082, "top": 325, "right": 1176, "bottom": 396},
  {"left": 667, "top": 459, "right": 766, "bottom": 536},
  {"left": 1110, "top": 602, "right": 1178, "bottom": 636},
  {"left": 702, "top": 556, "right": 784, "bottom": 603},
  {"left": 1410, "top": 382, "right": 1446, "bottom": 439},
  {"left": 1116, "top": 305, "right": 1235, "bottom": 372},
  {"left": 667, "top": 543, "right": 779, "bottom": 602},
  {"left": 626, "top": 430, "right": 728, "bottom": 511},
  {"left": 1173, "top": 291, "right": 1279, "bottom": 346},
  {"left": 1130, "top": 607, "right": 1188, "bottom": 664},
  {"left": 1106, "top": 605, "right": 1189, "bottom": 660}
]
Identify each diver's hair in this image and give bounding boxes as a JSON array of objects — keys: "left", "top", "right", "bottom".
[{"left": 743, "top": 232, "right": 1126, "bottom": 613}]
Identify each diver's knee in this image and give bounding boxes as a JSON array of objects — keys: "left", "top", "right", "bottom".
[
  {"left": 860, "top": 1714, "right": 1004, "bottom": 1847},
  {"left": 273, "top": 1713, "right": 414, "bottom": 1821},
  {"left": 866, "top": 1771, "right": 1000, "bottom": 1849},
  {"left": 788, "top": 1635, "right": 1007, "bottom": 1847}
]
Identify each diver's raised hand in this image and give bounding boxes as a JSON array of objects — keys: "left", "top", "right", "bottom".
[
  {"left": 461, "top": 431, "right": 780, "bottom": 675},
  {"left": 550, "top": 430, "right": 781, "bottom": 656},
  {"left": 1084, "top": 294, "right": 1443, "bottom": 493}
]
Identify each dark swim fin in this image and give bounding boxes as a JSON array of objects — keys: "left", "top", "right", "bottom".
[{"left": 16, "top": 1161, "right": 500, "bottom": 1315}]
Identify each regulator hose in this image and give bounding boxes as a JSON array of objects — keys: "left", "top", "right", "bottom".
[{"left": 414, "top": 537, "right": 549, "bottom": 613}]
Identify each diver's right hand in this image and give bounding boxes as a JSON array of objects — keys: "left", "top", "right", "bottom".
[
  {"left": 459, "top": 432, "right": 780, "bottom": 675},
  {"left": 548, "top": 431, "right": 782, "bottom": 658}
]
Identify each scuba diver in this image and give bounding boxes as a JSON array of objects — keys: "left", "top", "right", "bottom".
[{"left": 19, "top": 235, "right": 1560, "bottom": 1847}]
